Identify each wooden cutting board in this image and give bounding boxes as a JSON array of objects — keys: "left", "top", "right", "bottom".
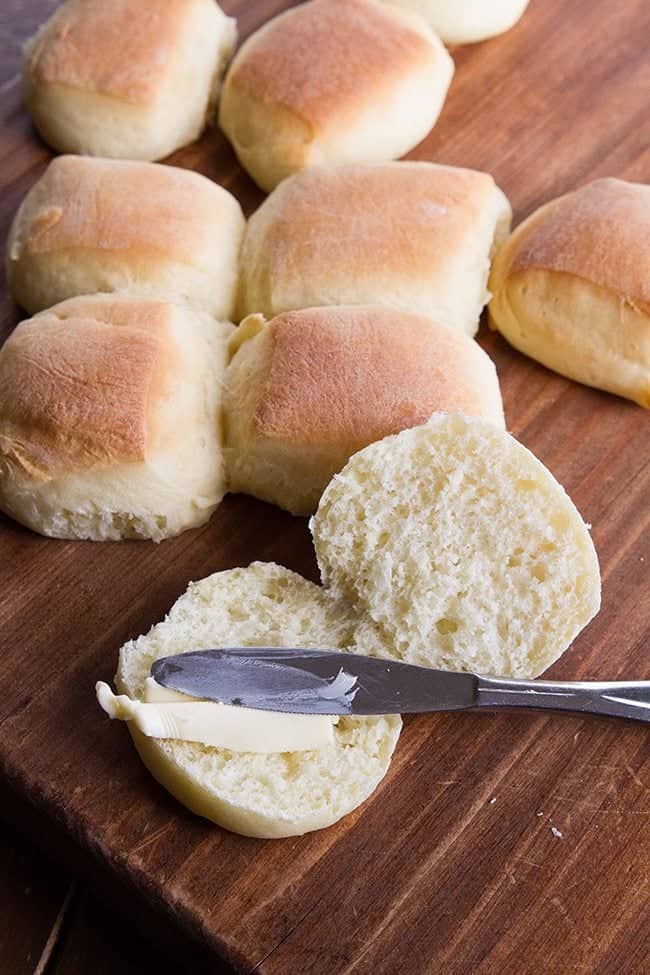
[{"left": 1, "top": 1, "right": 648, "bottom": 972}]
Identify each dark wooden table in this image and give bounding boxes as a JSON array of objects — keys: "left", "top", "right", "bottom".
[
  {"left": 1, "top": 822, "right": 230, "bottom": 974},
  {"left": 1, "top": 0, "right": 649, "bottom": 973}
]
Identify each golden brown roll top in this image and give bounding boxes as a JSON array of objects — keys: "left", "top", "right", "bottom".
[
  {"left": 224, "top": 305, "right": 505, "bottom": 515},
  {"left": 238, "top": 162, "right": 511, "bottom": 335},
  {"left": 1, "top": 302, "right": 166, "bottom": 480},
  {"left": 7, "top": 156, "right": 245, "bottom": 319},
  {"left": 23, "top": 0, "right": 237, "bottom": 160},
  {"left": 502, "top": 178, "right": 649, "bottom": 300},
  {"left": 219, "top": 0, "right": 454, "bottom": 191},
  {"left": 27, "top": 0, "right": 195, "bottom": 101},
  {"left": 0, "top": 295, "right": 233, "bottom": 541},
  {"left": 489, "top": 178, "right": 650, "bottom": 406}
]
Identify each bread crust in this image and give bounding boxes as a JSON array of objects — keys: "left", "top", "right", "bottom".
[
  {"left": 504, "top": 179, "right": 650, "bottom": 307},
  {"left": 27, "top": 0, "right": 208, "bottom": 104},
  {"left": 10, "top": 157, "right": 239, "bottom": 267},
  {"left": 0, "top": 304, "right": 169, "bottom": 480},
  {"left": 224, "top": 306, "right": 504, "bottom": 514},
  {"left": 219, "top": 0, "right": 453, "bottom": 190},
  {"left": 248, "top": 306, "right": 504, "bottom": 443},
  {"left": 239, "top": 162, "right": 511, "bottom": 333},
  {"left": 22, "top": 0, "right": 237, "bottom": 160},
  {"left": 226, "top": 0, "right": 440, "bottom": 133},
  {"left": 489, "top": 178, "right": 650, "bottom": 406},
  {"left": 0, "top": 295, "right": 232, "bottom": 541},
  {"left": 7, "top": 156, "right": 245, "bottom": 318}
]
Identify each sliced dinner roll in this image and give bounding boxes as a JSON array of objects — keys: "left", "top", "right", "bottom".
[
  {"left": 224, "top": 306, "right": 505, "bottom": 515},
  {"left": 312, "top": 415, "right": 601, "bottom": 678},
  {"left": 382, "top": 1, "right": 530, "bottom": 44},
  {"left": 23, "top": 0, "right": 236, "bottom": 160},
  {"left": 0, "top": 295, "right": 232, "bottom": 541},
  {"left": 219, "top": 0, "right": 454, "bottom": 191},
  {"left": 7, "top": 156, "right": 245, "bottom": 319},
  {"left": 489, "top": 178, "right": 650, "bottom": 407},
  {"left": 115, "top": 562, "right": 401, "bottom": 838},
  {"left": 238, "top": 162, "right": 511, "bottom": 334}
]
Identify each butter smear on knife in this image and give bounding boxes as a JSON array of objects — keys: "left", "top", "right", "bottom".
[{"left": 96, "top": 678, "right": 338, "bottom": 753}]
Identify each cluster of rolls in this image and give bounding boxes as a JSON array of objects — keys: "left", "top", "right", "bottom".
[
  {"left": 1, "top": 0, "right": 542, "bottom": 541},
  {"left": 21, "top": 0, "right": 533, "bottom": 178},
  {"left": 1, "top": 0, "right": 647, "bottom": 549},
  {"left": 1, "top": 154, "right": 512, "bottom": 540}
]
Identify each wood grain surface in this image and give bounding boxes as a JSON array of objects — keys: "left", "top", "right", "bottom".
[{"left": 0, "top": 1, "right": 649, "bottom": 973}]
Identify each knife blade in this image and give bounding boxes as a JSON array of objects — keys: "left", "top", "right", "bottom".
[
  {"left": 151, "top": 647, "right": 478, "bottom": 715},
  {"left": 150, "top": 647, "right": 650, "bottom": 722}
]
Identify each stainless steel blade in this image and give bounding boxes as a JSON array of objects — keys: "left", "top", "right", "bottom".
[{"left": 151, "top": 647, "right": 479, "bottom": 715}]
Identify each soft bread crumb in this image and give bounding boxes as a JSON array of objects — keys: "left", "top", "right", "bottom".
[
  {"left": 117, "top": 562, "right": 401, "bottom": 838},
  {"left": 312, "top": 414, "right": 601, "bottom": 678}
]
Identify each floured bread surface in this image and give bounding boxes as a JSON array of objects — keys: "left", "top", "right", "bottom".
[
  {"left": 23, "top": 0, "right": 236, "bottom": 160},
  {"left": 6, "top": 156, "right": 245, "bottom": 319},
  {"left": 238, "top": 162, "right": 511, "bottom": 334},
  {"left": 219, "top": 0, "right": 453, "bottom": 191},
  {"left": 224, "top": 305, "right": 505, "bottom": 515},
  {"left": 116, "top": 563, "right": 401, "bottom": 838},
  {"left": 312, "top": 415, "right": 601, "bottom": 678},
  {"left": 0, "top": 295, "right": 232, "bottom": 541}
]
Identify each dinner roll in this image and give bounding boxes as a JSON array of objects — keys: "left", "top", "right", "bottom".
[
  {"left": 382, "top": 1, "right": 530, "bottom": 44},
  {"left": 7, "top": 156, "right": 245, "bottom": 319},
  {"left": 489, "top": 178, "right": 650, "bottom": 407},
  {"left": 219, "top": 0, "right": 454, "bottom": 191},
  {"left": 312, "top": 415, "right": 601, "bottom": 678},
  {"left": 238, "top": 162, "right": 511, "bottom": 334},
  {"left": 23, "top": 0, "right": 236, "bottom": 160},
  {"left": 115, "top": 562, "right": 401, "bottom": 838},
  {"left": 224, "top": 306, "right": 505, "bottom": 515},
  {"left": 0, "top": 295, "right": 232, "bottom": 541}
]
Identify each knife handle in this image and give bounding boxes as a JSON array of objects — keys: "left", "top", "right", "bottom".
[{"left": 475, "top": 675, "right": 650, "bottom": 723}]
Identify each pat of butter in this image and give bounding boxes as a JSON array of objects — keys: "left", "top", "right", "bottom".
[
  {"left": 144, "top": 677, "right": 201, "bottom": 704},
  {"left": 95, "top": 680, "right": 338, "bottom": 753}
]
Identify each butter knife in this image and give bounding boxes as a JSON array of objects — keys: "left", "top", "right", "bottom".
[{"left": 151, "top": 648, "right": 650, "bottom": 723}]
